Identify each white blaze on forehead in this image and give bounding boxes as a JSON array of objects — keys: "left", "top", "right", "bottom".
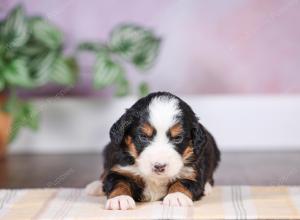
[
  {"left": 136, "top": 95, "right": 184, "bottom": 186},
  {"left": 148, "top": 96, "right": 181, "bottom": 132}
]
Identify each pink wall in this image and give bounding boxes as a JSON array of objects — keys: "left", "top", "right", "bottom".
[{"left": 2, "top": 0, "right": 300, "bottom": 95}]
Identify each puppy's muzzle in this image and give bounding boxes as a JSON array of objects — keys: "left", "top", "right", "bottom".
[{"left": 152, "top": 163, "right": 167, "bottom": 173}]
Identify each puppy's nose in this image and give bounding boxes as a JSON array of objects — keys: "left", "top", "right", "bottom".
[{"left": 153, "top": 163, "right": 167, "bottom": 173}]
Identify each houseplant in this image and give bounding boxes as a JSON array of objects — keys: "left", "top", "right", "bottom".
[
  {"left": 78, "top": 24, "right": 161, "bottom": 96},
  {"left": 0, "top": 5, "right": 161, "bottom": 158},
  {"left": 0, "top": 5, "right": 78, "bottom": 158}
]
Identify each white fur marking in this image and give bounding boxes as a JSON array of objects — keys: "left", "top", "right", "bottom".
[
  {"left": 85, "top": 180, "right": 104, "bottom": 196},
  {"left": 111, "top": 165, "right": 196, "bottom": 202},
  {"left": 112, "top": 164, "right": 169, "bottom": 201},
  {"left": 105, "top": 195, "right": 136, "bottom": 210},
  {"left": 163, "top": 192, "right": 193, "bottom": 207},
  {"left": 113, "top": 164, "right": 141, "bottom": 176},
  {"left": 143, "top": 177, "right": 169, "bottom": 201},
  {"left": 137, "top": 144, "right": 183, "bottom": 178},
  {"left": 204, "top": 182, "right": 212, "bottom": 196},
  {"left": 137, "top": 96, "right": 184, "bottom": 180},
  {"left": 148, "top": 96, "right": 181, "bottom": 133}
]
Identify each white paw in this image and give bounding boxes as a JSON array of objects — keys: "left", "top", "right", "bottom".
[
  {"left": 163, "top": 192, "right": 193, "bottom": 207},
  {"left": 85, "top": 181, "right": 104, "bottom": 196},
  {"left": 204, "top": 182, "right": 212, "bottom": 196},
  {"left": 105, "top": 195, "right": 136, "bottom": 210}
]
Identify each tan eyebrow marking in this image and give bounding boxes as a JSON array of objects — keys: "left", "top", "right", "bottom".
[
  {"left": 141, "top": 123, "right": 154, "bottom": 137},
  {"left": 169, "top": 123, "right": 183, "bottom": 137}
]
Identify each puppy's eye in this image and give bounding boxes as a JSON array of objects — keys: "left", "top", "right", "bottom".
[
  {"left": 172, "top": 135, "right": 183, "bottom": 144},
  {"left": 138, "top": 134, "right": 149, "bottom": 143}
]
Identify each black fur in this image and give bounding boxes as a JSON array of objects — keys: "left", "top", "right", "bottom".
[{"left": 102, "top": 91, "right": 220, "bottom": 202}]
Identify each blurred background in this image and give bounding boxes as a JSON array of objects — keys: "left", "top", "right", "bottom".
[
  {"left": 1, "top": 0, "right": 300, "bottom": 154},
  {"left": 2, "top": 0, "right": 300, "bottom": 95},
  {"left": 0, "top": 0, "right": 300, "bottom": 187}
]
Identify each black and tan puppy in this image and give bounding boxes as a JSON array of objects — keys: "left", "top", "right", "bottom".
[{"left": 86, "top": 92, "right": 220, "bottom": 210}]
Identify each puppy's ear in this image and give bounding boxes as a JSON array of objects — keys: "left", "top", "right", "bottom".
[
  {"left": 110, "top": 109, "right": 135, "bottom": 145},
  {"left": 191, "top": 121, "right": 207, "bottom": 156}
]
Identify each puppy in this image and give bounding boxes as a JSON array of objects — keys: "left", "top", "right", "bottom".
[{"left": 86, "top": 92, "right": 220, "bottom": 210}]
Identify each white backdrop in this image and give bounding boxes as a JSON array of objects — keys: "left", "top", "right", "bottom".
[{"left": 9, "top": 95, "right": 300, "bottom": 153}]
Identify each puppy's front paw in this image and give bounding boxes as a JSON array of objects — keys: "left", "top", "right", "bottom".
[
  {"left": 163, "top": 192, "right": 193, "bottom": 207},
  {"left": 105, "top": 195, "right": 136, "bottom": 210}
]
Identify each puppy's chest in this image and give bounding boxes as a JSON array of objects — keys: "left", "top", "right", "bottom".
[
  {"left": 112, "top": 164, "right": 196, "bottom": 202},
  {"left": 113, "top": 165, "right": 170, "bottom": 201},
  {"left": 142, "top": 178, "right": 169, "bottom": 202}
]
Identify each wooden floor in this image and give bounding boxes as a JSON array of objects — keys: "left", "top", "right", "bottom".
[{"left": 0, "top": 152, "right": 300, "bottom": 188}]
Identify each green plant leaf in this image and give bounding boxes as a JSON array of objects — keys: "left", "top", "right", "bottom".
[
  {"left": 138, "top": 82, "right": 149, "bottom": 97},
  {"left": 131, "top": 36, "right": 160, "bottom": 70},
  {"left": 19, "top": 40, "right": 47, "bottom": 57},
  {"left": 77, "top": 42, "right": 105, "bottom": 53},
  {"left": 9, "top": 103, "right": 39, "bottom": 141},
  {"left": 50, "top": 56, "right": 78, "bottom": 85},
  {"left": 29, "top": 17, "right": 62, "bottom": 49},
  {"left": 93, "top": 52, "right": 124, "bottom": 89},
  {"left": 115, "top": 78, "right": 129, "bottom": 96},
  {"left": 1, "top": 4, "right": 29, "bottom": 48},
  {"left": 3, "top": 94, "right": 39, "bottom": 141},
  {"left": 3, "top": 59, "right": 33, "bottom": 88},
  {"left": 0, "top": 42, "right": 5, "bottom": 56},
  {"left": 19, "top": 102, "right": 39, "bottom": 130},
  {"left": 65, "top": 56, "right": 79, "bottom": 76},
  {"left": 0, "top": 77, "right": 5, "bottom": 91},
  {"left": 0, "top": 63, "right": 6, "bottom": 90},
  {"left": 109, "top": 24, "right": 152, "bottom": 56},
  {"left": 109, "top": 24, "right": 161, "bottom": 70},
  {"left": 29, "top": 52, "right": 56, "bottom": 86},
  {"left": 9, "top": 119, "right": 21, "bottom": 142}
]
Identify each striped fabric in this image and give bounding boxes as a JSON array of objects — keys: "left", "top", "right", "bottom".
[{"left": 0, "top": 186, "right": 300, "bottom": 219}]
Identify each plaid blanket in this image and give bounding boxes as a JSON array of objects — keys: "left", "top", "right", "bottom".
[{"left": 0, "top": 186, "right": 300, "bottom": 219}]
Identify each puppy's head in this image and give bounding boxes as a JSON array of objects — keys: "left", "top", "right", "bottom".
[{"left": 110, "top": 92, "right": 205, "bottom": 179}]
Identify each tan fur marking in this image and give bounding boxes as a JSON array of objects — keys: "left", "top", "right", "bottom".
[
  {"left": 168, "top": 181, "right": 192, "bottom": 199},
  {"left": 109, "top": 181, "right": 131, "bottom": 198},
  {"left": 169, "top": 123, "right": 183, "bottom": 137},
  {"left": 141, "top": 123, "right": 154, "bottom": 137},
  {"left": 182, "top": 146, "right": 194, "bottom": 161},
  {"left": 125, "top": 136, "right": 138, "bottom": 158}
]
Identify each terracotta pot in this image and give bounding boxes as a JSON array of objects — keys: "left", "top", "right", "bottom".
[{"left": 0, "top": 94, "right": 12, "bottom": 160}]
